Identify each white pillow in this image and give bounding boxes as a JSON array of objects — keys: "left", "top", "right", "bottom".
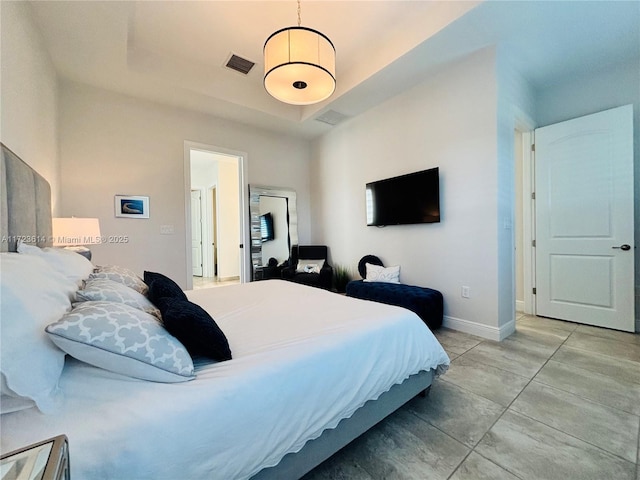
[
  {"left": 90, "top": 265, "right": 148, "bottom": 295},
  {"left": 296, "top": 259, "right": 325, "bottom": 274},
  {"left": 17, "top": 241, "right": 94, "bottom": 285},
  {"left": 46, "top": 301, "right": 195, "bottom": 383},
  {"left": 76, "top": 278, "right": 161, "bottom": 320},
  {"left": 364, "top": 263, "right": 401, "bottom": 284},
  {"left": 0, "top": 253, "right": 78, "bottom": 413}
]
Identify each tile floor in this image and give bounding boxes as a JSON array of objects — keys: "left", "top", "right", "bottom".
[
  {"left": 192, "top": 276, "right": 239, "bottom": 289},
  {"left": 304, "top": 314, "right": 640, "bottom": 480}
]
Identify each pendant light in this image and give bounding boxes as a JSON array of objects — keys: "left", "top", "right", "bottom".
[{"left": 263, "top": 0, "right": 336, "bottom": 105}]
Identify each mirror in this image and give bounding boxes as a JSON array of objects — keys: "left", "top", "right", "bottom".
[{"left": 249, "top": 185, "right": 298, "bottom": 280}]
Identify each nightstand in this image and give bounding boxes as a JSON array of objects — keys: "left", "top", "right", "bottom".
[{"left": 1, "top": 435, "right": 69, "bottom": 480}]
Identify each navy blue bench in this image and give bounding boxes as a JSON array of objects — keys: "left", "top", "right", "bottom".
[{"left": 346, "top": 280, "right": 443, "bottom": 330}]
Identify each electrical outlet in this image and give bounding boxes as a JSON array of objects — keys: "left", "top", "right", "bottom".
[
  {"left": 461, "top": 286, "right": 470, "bottom": 298},
  {"left": 160, "top": 225, "right": 174, "bottom": 235}
]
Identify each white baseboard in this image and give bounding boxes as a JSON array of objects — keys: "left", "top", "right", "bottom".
[
  {"left": 443, "top": 315, "right": 516, "bottom": 341},
  {"left": 515, "top": 300, "right": 525, "bottom": 313}
]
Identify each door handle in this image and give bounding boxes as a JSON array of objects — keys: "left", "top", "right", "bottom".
[{"left": 612, "top": 244, "right": 631, "bottom": 251}]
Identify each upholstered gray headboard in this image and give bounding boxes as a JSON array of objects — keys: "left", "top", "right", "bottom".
[{"left": 1, "top": 143, "right": 53, "bottom": 252}]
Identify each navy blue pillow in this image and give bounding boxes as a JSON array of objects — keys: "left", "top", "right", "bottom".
[
  {"left": 144, "top": 271, "right": 188, "bottom": 304},
  {"left": 156, "top": 297, "right": 232, "bottom": 362}
]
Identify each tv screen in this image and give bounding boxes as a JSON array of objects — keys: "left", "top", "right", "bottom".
[
  {"left": 260, "top": 212, "right": 275, "bottom": 242},
  {"left": 366, "top": 167, "right": 440, "bottom": 226}
]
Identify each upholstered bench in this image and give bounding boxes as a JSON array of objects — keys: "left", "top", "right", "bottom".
[
  {"left": 345, "top": 255, "right": 443, "bottom": 330},
  {"left": 346, "top": 280, "right": 443, "bottom": 330}
]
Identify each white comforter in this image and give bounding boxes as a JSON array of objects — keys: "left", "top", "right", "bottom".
[{"left": 1, "top": 280, "right": 449, "bottom": 480}]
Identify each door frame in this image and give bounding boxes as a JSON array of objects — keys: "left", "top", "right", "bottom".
[
  {"left": 521, "top": 130, "right": 536, "bottom": 315},
  {"left": 515, "top": 104, "right": 537, "bottom": 317},
  {"left": 183, "top": 141, "right": 249, "bottom": 290}
]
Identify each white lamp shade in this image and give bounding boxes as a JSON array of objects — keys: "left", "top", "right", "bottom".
[
  {"left": 264, "top": 27, "right": 336, "bottom": 105},
  {"left": 52, "top": 218, "right": 101, "bottom": 246}
]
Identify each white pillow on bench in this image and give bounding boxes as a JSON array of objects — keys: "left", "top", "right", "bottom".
[{"left": 364, "top": 263, "right": 400, "bottom": 284}]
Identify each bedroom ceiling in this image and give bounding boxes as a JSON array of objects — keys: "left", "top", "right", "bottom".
[{"left": 27, "top": 1, "right": 640, "bottom": 138}]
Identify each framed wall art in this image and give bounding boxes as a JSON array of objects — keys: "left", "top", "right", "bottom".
[{"left": 114, "top": 195, "right": 149, "bottom": 219}]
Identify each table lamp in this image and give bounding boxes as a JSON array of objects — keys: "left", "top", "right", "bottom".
[{"left": 52, "top": 217, "right": 101, "bottom": 260}]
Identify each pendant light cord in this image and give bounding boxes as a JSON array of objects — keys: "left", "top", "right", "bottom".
[{"left": 297, "top": 0, "right": 302, "bottom": 26}]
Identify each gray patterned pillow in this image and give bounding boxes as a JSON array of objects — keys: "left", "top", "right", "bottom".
[
  {"left": 76, "top": 279, "right": 161, "bottom": 320},
  {"left": 90, "top": 265, "right": 148, "bottom": 295},
  {"left": 45, "top": 301, "right": 195, "bottom": 383}
]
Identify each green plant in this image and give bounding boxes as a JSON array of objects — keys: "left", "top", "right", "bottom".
[{"left": 333, "top": 264, "right": 352, "bottom": 293}]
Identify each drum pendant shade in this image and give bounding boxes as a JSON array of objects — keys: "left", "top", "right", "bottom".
[{"left": 264, "top": 26, "right": 336, "bottom": 105}]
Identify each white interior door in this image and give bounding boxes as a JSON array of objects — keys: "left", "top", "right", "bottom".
[
  {"left": 191, "top": 189, "right": 203, "bottom": 277},
  {"left": 534, "top": 105, "right": 634, "bottom": 331}
]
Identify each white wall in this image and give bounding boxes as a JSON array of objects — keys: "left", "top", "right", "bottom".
[
  {"left": 190, "top": 151, "right": 218, "bottom": 190},
  {"left": 535, "top": 61, "right": 640, "bottom": 331},
  {"left": 59, "top": 82, "right": 311, "bottom": 288},
  {"left": 496, "top": 51, "right": 536, "bottom": 336},
  {"left": 311, "top": 48, "right": 512, "bottom": 339},
  {"left": 0, "top": 1, "right": 60, "bottom": 213}
]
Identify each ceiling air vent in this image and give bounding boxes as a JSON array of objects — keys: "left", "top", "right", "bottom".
[
  {"left": 225, "top": 54, "right": 255, "bottom": 75},
  {"left": 315, "top": 110, "right": 349, "bottom": 126}
]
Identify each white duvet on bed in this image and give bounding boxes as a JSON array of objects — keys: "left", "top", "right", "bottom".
[{"left": 1, "top": 280, "right": 449, "bottom": 480}]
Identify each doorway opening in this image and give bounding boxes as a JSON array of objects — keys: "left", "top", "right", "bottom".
[
  {"left": 515, "top": 128, "right": 535, "bottom": 316},
  {"left": 184, "top": 142, "right": 249, "bottom": 290}
]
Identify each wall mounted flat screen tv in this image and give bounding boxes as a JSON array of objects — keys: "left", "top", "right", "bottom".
[
  {"left": 366, "top": 167, "right": 440, "bottom": 226},
  {"left": 260, "top": 212, "right": 275, "bottom": 242}
]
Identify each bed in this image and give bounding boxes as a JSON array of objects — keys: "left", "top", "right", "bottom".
[{"left": 0, "top": 143, "right": 450, "bottom": 479}]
